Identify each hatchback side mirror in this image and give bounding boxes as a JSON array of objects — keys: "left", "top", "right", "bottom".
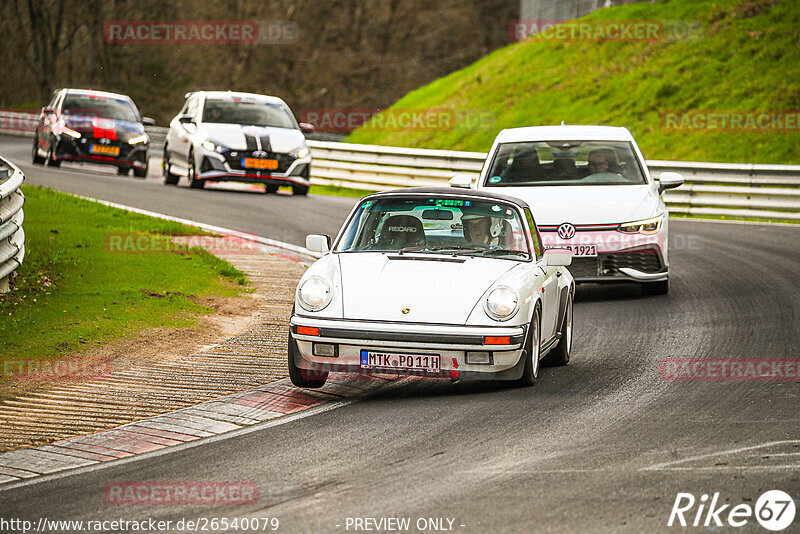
[
  {"left": 543, "top": 248, "right": 572, "bottom": 267},
  {"left": 141, "top": 117, "right": 155, "bottom": 126},
  {"left": 658, "top": 171, "right": 684, "bottom": 193},
  {"left": 449, "top": 174, "right": 473, "bottom": 189},
  {"left": 41, "top": 107, "right": 56, "bottom": 116},
  {"left": 299, "top": 122, "right": 315, "bottom": 134},
  {"left": 306, "top": 234, "right": 331, "bottom": 254},
  {"left": 178, "top": 115, "right": 194, "bottom": 124}
]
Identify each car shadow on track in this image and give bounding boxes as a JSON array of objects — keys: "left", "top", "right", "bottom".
[{"left": 574, "top": 282, "right": 661, "bottom": 303}]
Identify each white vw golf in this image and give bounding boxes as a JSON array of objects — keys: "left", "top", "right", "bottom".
[
  {"left": 454, "top": 126, "right": 683, "bottom": 294},
  {"left": 288, "top": 187, "right": 575, "bottom": 388}
]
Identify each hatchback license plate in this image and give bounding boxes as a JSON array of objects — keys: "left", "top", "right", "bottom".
[
  {"left": 547, "top": 244, "right": 597, "bottom": 257},
  {"left": 89, "top": 144, "right": 119, "bottom": 156},
  {"left": 242, "top": 157, "right": 278, "bottom": 170},
  {"left": 360, "top": 350, "right": 440, "bottom": 371}
]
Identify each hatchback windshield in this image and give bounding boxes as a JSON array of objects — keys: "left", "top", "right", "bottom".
[
  {"left": 202, "top": 98, "right": 296, "bottom": 129},
  {"left": 62, "top": 94, "right": 139, "bottom": 122},
  {"left": 336, "top": 196, "right": 531, "bottom": 260},
  {"left": 484, "top": 140, "right": 646, "bottom": 186}
]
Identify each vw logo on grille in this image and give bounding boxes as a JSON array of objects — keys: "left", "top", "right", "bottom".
[
  {"left": 252, "top": 150, "right": 268, "bottom": 158},
  {"left": 557, "top": 223, "right": 576, "bottom": 239},
  {"left": 99, "top": 138, "right": 111, "bottom": 145}
]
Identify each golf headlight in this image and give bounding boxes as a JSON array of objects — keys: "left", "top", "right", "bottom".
[
  {"left": 128, "top": 134, "right": 148, "bottom": 145},
  {"left": 618, "top": 215, "right": 664, "bottom": 234},
  {"left": 294, "top": 147, "right": 310, "bottom": 159},
  {"left": 201, "top": 140, "right": 217, "bottom": 151},
  {"left": 297, "top": 276, "right": 332, "bottom": 312},
  {"left": 484, "top": 286, "right": 519, "bottom": 321}
]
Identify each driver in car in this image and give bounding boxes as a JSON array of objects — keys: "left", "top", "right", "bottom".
[{"left": 461, "top": 212, "right": 506, "bottom": 248}]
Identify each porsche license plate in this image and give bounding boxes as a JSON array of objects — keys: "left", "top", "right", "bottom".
[
  {"left": 89, "top": 144, "right": 119, "bottom": 156},
  {"left": 547, "top": 244, "right": 597, "bottom": 257},
  {"left": 360, "top": 350, "right": 440, "bottom": 372},
  {"left": 241, "top": 157, "right": 278, "bottom": 170}
]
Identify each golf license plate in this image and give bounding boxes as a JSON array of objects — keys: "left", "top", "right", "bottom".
[
  {"left": 360, "top": 350, "right": 440, "bottom": 372},
  {"left": 241, "top": 157, "right": 278, "bottom": 170},
  {"left": 89, "top": 144, "right": 119, "bottom": 156},
  {"left": 547, "top": 244, "right": 597, "bottom": 257}
]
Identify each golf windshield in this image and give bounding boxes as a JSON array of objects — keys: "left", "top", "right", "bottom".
[
  {"left": 335, "top": 196, "right": 532, "bottom": 260},
  {"left": 202, "top": 98, "right": 296, "bottom": 129},
  {"left": 484, "top": 140, "right": 647, "bottom": 186}
]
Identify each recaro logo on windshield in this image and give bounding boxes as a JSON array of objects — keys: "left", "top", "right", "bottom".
[
  {"left": 557, "top": 223, "right": 576, "bottom": 239},
  {"left": 387, "top": 226, "right": 417, "bottom": 233}
]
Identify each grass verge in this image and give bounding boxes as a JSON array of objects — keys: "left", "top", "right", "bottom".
[
  {"left": 0, "top": 186, "right": 248, "bottom": 372},
  {"left": 346, "top": 0, "right": 800, "bottom": 164}
]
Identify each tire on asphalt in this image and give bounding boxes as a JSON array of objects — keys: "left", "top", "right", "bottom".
[
  {"left": 117, "top": 166, "right": 130, "bottom": 176},
  {"left": 32, "top": 136, "right": 45, "bottom": 165},
  {"left": 541, "top": 291, "right": 572, "bottom": 367},
  {"left": 163, "top": 147, "right": 180, "bottom": 185},
  {"left": 514, "top": 307, "right": 541, "bottom": 387},
  {"left": 264, "top": 184, "right": 279, "bottom": 194},
  {"left": 45, "top": 137, "right": 61, "bottom": 168},
  {"left": 188, "top": 151, "right": 205, "bottom": 189},
  {"left": 292, "top": 184, "right": 309, "bottom": 196},
  {"left": 288, "top": 332, "right": 328, "bottom": 388},
  {"left": 133, "top": 165, "right": 147, "bottom": 178}
]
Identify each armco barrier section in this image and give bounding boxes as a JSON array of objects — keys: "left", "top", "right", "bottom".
[
  {"left": 0, "top": 156, "right": 25, "bottom": 292},
  {"left": 307, "top": 140, "right": 800, "bottom": 221},
  {"left": 2, "top": 111, "right": 798, "bottom": 220}
]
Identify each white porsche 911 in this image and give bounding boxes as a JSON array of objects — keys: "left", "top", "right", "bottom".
[
  {"left": 288, "top": 187, "right": 575, "bottom": 388},
  {"left": 163, "top": 91, "right": 314, "bottom": 195},
  {"left": 453, "top": 125, "right": 684, "bottom": 294}
]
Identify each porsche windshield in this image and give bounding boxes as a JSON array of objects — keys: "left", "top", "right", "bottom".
[
  {"left": 202, "top": 98, "right": 296, "bottom": 129},
  {"left": 335, "top": 196, "right": 531, "bottom": 260},
  {"left": 484, "top": 140, "right": 647, "bottom": 186}
]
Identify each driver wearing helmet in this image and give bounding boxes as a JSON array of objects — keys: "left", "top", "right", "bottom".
[{"left": 461, "top": 212, "right": 505, "bottom": 248}]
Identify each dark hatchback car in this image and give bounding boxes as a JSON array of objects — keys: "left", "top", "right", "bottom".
[{"left": 32, "top": 88, "right": 154, "bottom": 177}]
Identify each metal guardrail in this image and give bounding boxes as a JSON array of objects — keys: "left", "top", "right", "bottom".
[
  {"left": 307, "top": 140, "right": 800, "bottom": 221},
  {"left": 2, "top": 111, "right": 798, "bottom": 220},
  {"left": 0, "top": 156, "right": 25, "bottom": 293}
]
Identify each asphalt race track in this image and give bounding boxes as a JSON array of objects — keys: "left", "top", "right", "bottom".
[{"left": 1, "top": 135, "right": 798, "bottom": 532}]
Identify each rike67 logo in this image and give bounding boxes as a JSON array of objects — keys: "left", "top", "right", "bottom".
[{"left": 669, "top": 490, "right": 796, "bottom": 531}]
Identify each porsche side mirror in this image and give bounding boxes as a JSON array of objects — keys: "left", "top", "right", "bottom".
[
  {"left": 658, "top": 171, "right": 684, "bottom": 193},
  {"left": 449, "top": 174, "right": 473, "bottom": 189},
  {"left": 299, "top": 122, "right": 315, "bottom": 134},
  {"left": 306, "top": 234, "right": 331, "bottom": 254},
  {"left": 141, "top": 117, "right": 156, "bottom": 126},
  {"left": 543, "top": 248, "right": 572, "bottom": 267}
]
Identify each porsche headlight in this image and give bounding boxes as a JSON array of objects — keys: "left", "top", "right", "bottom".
[
  {"left": 297, "top": 276, "right": 332, "bottom": 312},
  {"left": 618, "top": 215, "right": 664, "bottom": 234},
  {"left": 484, "top": 286, "right": 519, "bottom": 321},
  {"left": 294, "top": 147, "right": 310, "bottom": 159},
  {"left": 128, "top": 134, "right": 148, "bottom": 145}
]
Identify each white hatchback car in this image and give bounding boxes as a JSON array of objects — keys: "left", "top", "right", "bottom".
[
  {"left": 455, "top": 126, "right": 683, "bottom": 294},
  {"left": 163, "top": 91, "right": 314, "bottom": 195},
  {"left": 288, "top": 187, "right": 575, "bottom": 389}
]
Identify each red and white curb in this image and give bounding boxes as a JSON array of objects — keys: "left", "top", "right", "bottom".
[{"left": 0, "top": 375, "right": 398, "bottom": 486}]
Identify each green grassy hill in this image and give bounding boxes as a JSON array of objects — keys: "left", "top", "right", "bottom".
[{"left": 346, "top": 0, "right": 800, "bottom": 164}]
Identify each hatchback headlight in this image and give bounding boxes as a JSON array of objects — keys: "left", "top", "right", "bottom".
[
  {"left": 294, "top": 147, "right": 310, "bottom": 159},
  {"left": 201, "top": 140, "right": 226, "bottom": 153},
  {"left": 128, "top": 134, "right": 148, "bottom": 145},
  {"left": 618, "top": 215, "right": 664, "bottom": 234},
  {"left": 297, "top": 276, "right": 332, "bottom": 312},
  {"left": 484, "top": 286, "right": 519, "bottom": 321}
]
